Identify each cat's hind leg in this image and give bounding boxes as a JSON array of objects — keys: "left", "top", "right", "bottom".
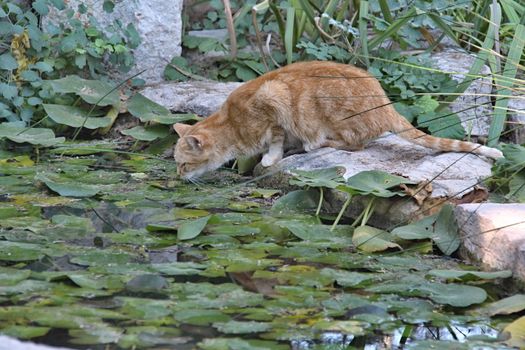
[{"left": 261, "top": 127, "right": 285, "bottom": 167}]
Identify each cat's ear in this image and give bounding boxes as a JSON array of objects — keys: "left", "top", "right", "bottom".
[
  {"left": 185, "top": 135, "right": 203, "bottom": 151},
  {"left": 173, "top": 123, "right": 191, "bottom": 136}
]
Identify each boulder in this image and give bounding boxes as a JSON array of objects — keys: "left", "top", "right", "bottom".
[
  {"left": 256, "top": 134, "right": 494, "bottom": 228},
  {"left": 141, "top": 81, "right": 242, "bottom": 116},
  {"left": 454, "top": 203, "right": 525, "bottom": 284},
  {"left": 44, "top": 0, "right": 183, "bottom": 84},
  {"left": 430, "top": 50, "right": 493, "bottom": 137},
  {"left": 0, "top": 336, "right": 73, "bottom": 350}
]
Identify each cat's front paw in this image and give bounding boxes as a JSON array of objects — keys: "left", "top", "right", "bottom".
[{"left": 261, "top": 154, "right": 281, "bottom": 167}]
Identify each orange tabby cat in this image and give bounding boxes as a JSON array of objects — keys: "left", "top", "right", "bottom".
[{"left": 173, "top": 61, "right": 503, "bottom": 179}]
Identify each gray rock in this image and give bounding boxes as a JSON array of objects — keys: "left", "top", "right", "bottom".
[
  {"left": 455, "top": 203, "right": 525, "bottom": 284},
  {"left": 140, "top": 81, "right": 242, "bottom": 116},
  {"left": 507, "top": 92, "right": 525, "bottom": 144},
  {"left": 431, "top": 50, "right": 493, "bottom": 137},
  {"left": 44, "top": 0, "right": 182, "bottom": 84},
  {"left": 256, "top": 133, "right": 495, "bottom": 228},
  {"left": 0, "top": 336, "right": 73, "bottom": 350}
]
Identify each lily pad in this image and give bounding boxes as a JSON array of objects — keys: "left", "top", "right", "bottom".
[
  {"left": 0, "top": 325, "right": 51, "bottom": 339},
  {"left": 391, "top": 215, "right": 437, "bottom": 240},
  {"left": 477, "top": 294, "right": 525, "bottom": 316},
  {"left": 432, "top": 204, "right": 459, "bottom": 255},
  {"left": 178, "top": 215, "right": 212, "bottom": 240},
  {"left": 271, "top": 189, "right": 320, "bottom": 213},
  {"left": 427, "top": 269, "right": 512, "bottom": 281},
  {"left": 353, "top": 225, "right": 402, "bottom": 252},
  {"left": 278, "top": 221, "right": 332, "bottom": 241},
  {"left": 0, "top": 241, "right": 45, "bottom": 261},
  {"left": 212, "top": 320, "right": 272, "bottom": 334},
  {"left": 173, "top": 309, "right": 230, "bottom": 326},
  {"left": 36, "top": 174, "right": 100, "bottom": 197},
  {"left": 502, "top": 316, "right": 525, "bottom": 348}
]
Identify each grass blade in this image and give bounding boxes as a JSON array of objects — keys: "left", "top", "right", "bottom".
[
  {"left": 284, "top": 6, "right": 295, "bottom": 64},
  {"left": 358, "top": 0, "right": 370, "bottom": 66},
  {"left": 368, "top": 7, "right": 416, "bottom": 50},
  {"left": 441, "top": 3, "right": 501, "bottom": 107},
  {"left": 488, "top": 22, "right": 525, "bottom": 145}
]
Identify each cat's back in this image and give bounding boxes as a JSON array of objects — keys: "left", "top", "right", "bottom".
[{"left": 225, "top": 61, "right": 372, "bottom": 110}]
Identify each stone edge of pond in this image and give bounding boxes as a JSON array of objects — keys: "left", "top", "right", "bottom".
[
  {"left": 455, "top": 203, "right": 525, "bottom": 288},
  {"left": 0, "top": 336, "right": 74, "bottom": 350}
]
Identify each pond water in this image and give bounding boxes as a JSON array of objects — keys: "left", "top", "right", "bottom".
[{"left": 0, "top": 147, "right": 520, "bottom": 349}]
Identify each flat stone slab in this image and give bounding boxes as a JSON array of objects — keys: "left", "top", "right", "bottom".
[
  {"left": 455, "top": 203, "right": 525, "bottom": 284},
  {"left": 0, "top": 336, "right": 73, "bottom": 350},
  {"left": 256, "top": 134, "right": 495, "bottom": 228},
  {"left": 141, "top": 81, "right": 242, "bottom": 116}
]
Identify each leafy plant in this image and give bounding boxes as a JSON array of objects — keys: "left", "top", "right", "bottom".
[
  {"left": 0, "top": 0, "right": 139, "bottom": 127},
  {"left": 487, "top": 143, "right": 525, "bottom": 202}
]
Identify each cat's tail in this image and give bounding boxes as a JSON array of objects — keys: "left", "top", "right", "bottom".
[{"left": 391, "top": 116, "right": 503, "bottom": 159}]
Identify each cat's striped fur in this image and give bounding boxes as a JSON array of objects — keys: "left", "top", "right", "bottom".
[{"left": 174, "top": 61, "right": 503, "bottom": 179}]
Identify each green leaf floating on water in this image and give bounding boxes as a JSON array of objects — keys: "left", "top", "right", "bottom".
[
  {"left": 0, "top": 325, "right": 51, "bottom": 339},
  {"left": 391, "top": 215, "right": 436, "bottom": 240},
  {"left": 476, "top": 294, "right": 525, "bottom": 316},
  {"left": 43, "top": 104, "right": 113, "bottom": 129},
  {"left": 212, "top": 320, "right": 272, "bottom": 334},
  {"left": 0, "top": 241, "right": 45, "bottom": 261},
  {"left": 178, "top": 215, "right": 212, "bottom": 240},
  {"left": 198, "top": 337, "right": 289, "bottom": 350},
  {"left": 368, "top": 276, "right": 487, "bottom": 307},
  {"left": 278, "top": 221, "right": 332, "bottom": 241},
  {"left": 36, "top": 174, "right": 100, "bottom": 197},
  {"left": 432, "top": 204, "right": 459, "bottom": 255},
  {"left": 0, "top": 122, "right": 65, "bottom": 146},
  {"left": 353, "top": 225, "right": 402, "bottom": 252},
  {"left": 121, "top": 125, "right": 169, "bottom": 141},
  {"left": 271, "top": 189, "right": 320, "bottom": 213},
  {"left": 47, "top": 75, "right": 120, "bottom": 106},
  {"left": 427, "top": 269, "right": 512, "bottom": 281},
  {"left": 173, "top": 309, "right": 230, "bottom": 326},
  {"left": 502, "top": 316, "right": 525, "bottom": 349},
  {"left": 0, "top": 267, "right": 31, "bottom": 285},
  {"left": 126, "top": 274, "right": 168, "bottom": 293}
]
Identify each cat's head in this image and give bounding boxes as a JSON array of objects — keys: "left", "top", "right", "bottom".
[{"left": 173, "top": 123, "right": 224, "bottom": 179}]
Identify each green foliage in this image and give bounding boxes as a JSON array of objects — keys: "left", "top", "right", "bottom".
[
  {"left": 0, "top": 0, "right": 138, "bottom": 127},
  {"left": 369, "top": 51, "right": 465, "bottom": 139},
  {"left": 487, "top": 144, "right": 525, "bottom": 202}
]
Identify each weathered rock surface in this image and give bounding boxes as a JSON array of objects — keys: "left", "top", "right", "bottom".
[
  {"left": 0, "top": 336, "right": 73, "bottom": 350},
  {"left": 431, "top": 50, "right": 493, "bottom": 137},
  {"left": 455, "top": 203, "right": 525, "bottom": 284},
  {"left": 141, "top": 81, "right": 242, "bottom": 116},
  {"left": 508, "top": 92, "right": 525, "bottom": 144},
  {"left": 45, "top": 0, "right": 183, "bottom": 84},
  {"left": 256, "top": 134, "right": 494, "bottom": 228}
]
